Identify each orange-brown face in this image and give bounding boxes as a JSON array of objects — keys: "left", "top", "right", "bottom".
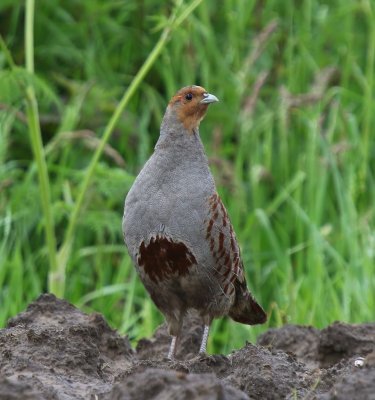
[{"left": 169, "top": 86, "right": 219, "bottom": 132}]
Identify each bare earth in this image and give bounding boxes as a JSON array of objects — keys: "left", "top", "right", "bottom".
[{"left": 0, "top": 294, "right": 374, "bottom": 399}]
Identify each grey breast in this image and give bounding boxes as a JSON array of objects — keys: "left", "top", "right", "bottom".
[{"left": 123, "top": 131, "right": 216, "bottom": 271}]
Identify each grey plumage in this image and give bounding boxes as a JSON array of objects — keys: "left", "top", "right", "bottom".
[{"left": 123, "top": 86, "right": 266, "bottom": 358}]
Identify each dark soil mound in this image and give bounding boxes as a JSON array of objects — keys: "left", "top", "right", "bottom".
[{"left": 0, "top": 294, "right": 374, "bottom": 399}]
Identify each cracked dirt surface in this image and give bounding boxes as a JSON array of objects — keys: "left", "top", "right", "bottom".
[{"left": 0, "top": 294, "right": 374, "bottom": 399}]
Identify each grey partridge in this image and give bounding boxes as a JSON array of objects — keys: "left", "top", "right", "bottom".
[{"left": 123, "top": 85, "right": 266, "bottom": 359}]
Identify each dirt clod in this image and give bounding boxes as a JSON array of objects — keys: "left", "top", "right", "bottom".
[{"left": 0, "top": 294, "right": 374, "bottom": 399}]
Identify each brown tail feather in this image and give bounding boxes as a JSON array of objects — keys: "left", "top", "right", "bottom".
[{"left": 229, "top": 282, "right": 267, "bottom": 325}]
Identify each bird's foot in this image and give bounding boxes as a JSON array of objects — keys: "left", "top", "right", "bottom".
[{"left": 192, "top": 353, "right": 229, "bottom": 365}]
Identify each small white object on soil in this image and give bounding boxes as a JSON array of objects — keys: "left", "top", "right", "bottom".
[{"left": 354, "top": 357, "right": 365, "bottom": 368}]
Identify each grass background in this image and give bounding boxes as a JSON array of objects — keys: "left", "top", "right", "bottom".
[{"left": 0, "top": 0, "right": 374, "bottom": 353}]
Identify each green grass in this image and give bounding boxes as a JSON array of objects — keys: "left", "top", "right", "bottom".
[{"left": 0, "top": 0, "right": 374, "bottom": 353}]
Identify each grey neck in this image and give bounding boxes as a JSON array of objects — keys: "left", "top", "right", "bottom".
[{"left": 155, "top": 106, "right": 207, "bottom": 163}]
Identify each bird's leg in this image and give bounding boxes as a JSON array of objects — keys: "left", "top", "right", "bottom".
[
  {"left": 166, "top": 315, "right": 182, "bottom": 360},
  {"left": 167, "top": 336, "right": 179, "bottom": 360},
  {"left": 196, "top": 323, "right": 229, "bottom": 364},
  {"left": 167, "top": 335, "right": 178, "bottom": 360},
  {"left": 199, "top": 324, "right": 210, "bottom": 354}
]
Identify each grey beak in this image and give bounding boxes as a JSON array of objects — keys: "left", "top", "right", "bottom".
[{"left": 200, "top": 93, "right": 219, "bottom": 104}]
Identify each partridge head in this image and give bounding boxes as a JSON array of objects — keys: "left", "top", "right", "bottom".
[{"left": 123, "top": 85, "right": 266, "bottom": 359}]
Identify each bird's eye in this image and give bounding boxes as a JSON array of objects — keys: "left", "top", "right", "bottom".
[{"left": 185, "top": 93, "right": 193, "bottom": 101}]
